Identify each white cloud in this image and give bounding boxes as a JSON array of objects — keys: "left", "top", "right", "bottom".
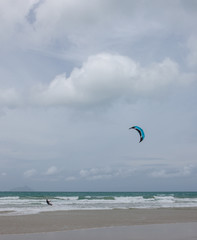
[
  {"left": 0, "top": 0, "right": 107, "bottom": 50},
  {"left": 150, "top": 166, "right": 192, "bottom": 178},
  {"left": 80, "top": 167, "right": 113, "bottom": 180},
  {"left": 0, "top": 88, "right": 21, "bottom": 108},
  {"left": 0, "top": 0, "right": 38, "bottom": 45},
  {"left": 0, "top": 52, "right": 194, "bottom": 109},
  {"left": 65, "top": 176, "right": 77, "bottom": 181},
  {"left": 79, "top": 165, "right": 194, "bottom": 181},
  {"left": 79, "top": 167, "right": 137, "bottom": 181},
  {"left": 1, "top": 0, "right": 196, "bottom": 57},
  {"left": 24, "top": 169, "right": 37, "bottom": 178},
  {"left": 32, "top": 53, "right": 184, "bottom": 107},
  {"left": 80, "top": 169, "right": 89, "bottom": 178},
  {"left": 45, "top": 166, "right": 58, "bottom": 175}
]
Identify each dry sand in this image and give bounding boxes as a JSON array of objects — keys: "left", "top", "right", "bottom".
[{"left": 1, "top": 208, "right": 197, "bottom": 234}]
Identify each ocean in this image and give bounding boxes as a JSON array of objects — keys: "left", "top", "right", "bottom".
[{"left": 1, "top": 192, "right": 197, "bottom": 216}]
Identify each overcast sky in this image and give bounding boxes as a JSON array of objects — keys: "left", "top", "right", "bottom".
[{"left": 0, "top": 0, "right": 197, "bottom": 191}]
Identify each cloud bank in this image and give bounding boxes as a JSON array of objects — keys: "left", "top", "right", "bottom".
[
  {"left": 0, "top": 0, "right": 197, "bottom": 191},
  {"left": 0, "top": 0, "right": 196, "bottom": 110},
  {"left": 34, "top": 53, "right": 183, "bottom": 107},
  {"left": 0, "top": 52, "right": 194, "bottom": 109}
]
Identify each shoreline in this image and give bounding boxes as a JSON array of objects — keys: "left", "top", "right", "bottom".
[{"left": 1, "top": 208, "right": 197, "bottom": 234}]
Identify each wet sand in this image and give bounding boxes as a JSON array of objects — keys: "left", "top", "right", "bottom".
[
  {"left": 0, "top": 208, "right": 197, "bottom": 239},
  {"left": 1, "top": 223, "right": 197, "bottom": 240}
]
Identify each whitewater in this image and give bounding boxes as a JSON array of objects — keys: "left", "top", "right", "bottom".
[{"left": 1, "top": 192, "right": 197, "bottom": 216}]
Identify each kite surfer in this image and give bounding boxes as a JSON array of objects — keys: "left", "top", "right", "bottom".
[{"left": 46, "top": 199, "right": 52, "bottom": 206}]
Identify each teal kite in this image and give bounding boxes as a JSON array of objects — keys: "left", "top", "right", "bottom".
[{"left": 129, "top": 126, "right": 145, "bottom": 143}]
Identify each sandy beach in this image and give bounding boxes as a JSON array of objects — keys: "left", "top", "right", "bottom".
[
  {"left": 1, "top": 208, "right": 197, "bottom": 239},
  {"left": 1, "top": 223, "right": 197, "bottom": 240}
]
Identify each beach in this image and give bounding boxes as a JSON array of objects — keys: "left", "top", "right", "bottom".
[{"left": 1, "top": 208, "right": 197, "bottom": 239}]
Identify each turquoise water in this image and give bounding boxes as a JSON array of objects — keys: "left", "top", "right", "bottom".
[{"left": 1, "top": 192, "right": 197, "bottom": 215}]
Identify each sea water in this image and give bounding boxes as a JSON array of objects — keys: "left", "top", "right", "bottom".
[{"left": 1, "top": 192, "right": 197, "bottom": 216}]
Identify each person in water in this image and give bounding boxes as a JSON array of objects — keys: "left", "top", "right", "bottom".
[{"left": 46, "top": 199, "right": 52, "bottom": 206}]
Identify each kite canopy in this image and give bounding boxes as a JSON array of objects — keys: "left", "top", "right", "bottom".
[{"left": 129, "top": 126, "right": 145, "bottom": 143}]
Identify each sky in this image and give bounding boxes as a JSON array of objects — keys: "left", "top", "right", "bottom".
[{"left": 0, "top": 0, "right": 197, "bottom": 191}]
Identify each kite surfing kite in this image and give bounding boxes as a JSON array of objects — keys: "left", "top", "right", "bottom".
[{"left": 129, "top": 126, "right": 145, "bottom": 143}]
